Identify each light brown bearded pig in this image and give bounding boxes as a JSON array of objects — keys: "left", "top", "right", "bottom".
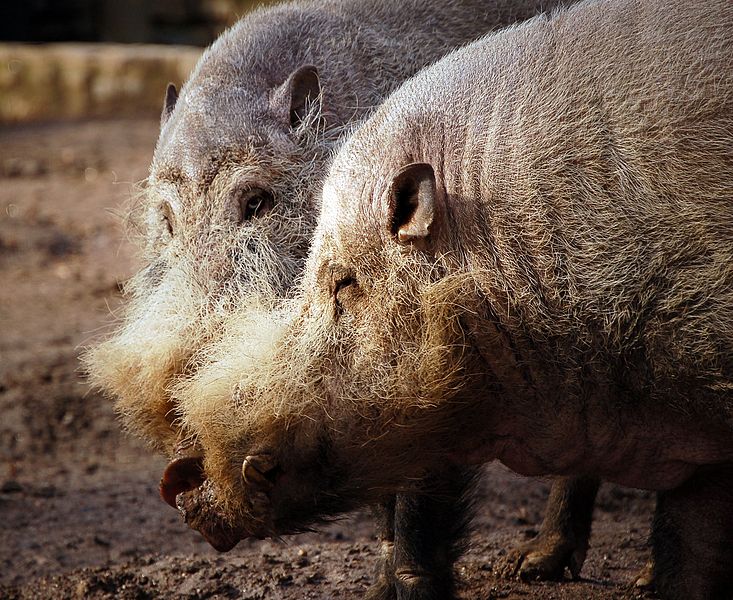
[
  {"left": 82, "top": 0, "right": 592, "bottom": 598},
  {"left": 169, "top": 0, "right": 733, "bottom": 598}
]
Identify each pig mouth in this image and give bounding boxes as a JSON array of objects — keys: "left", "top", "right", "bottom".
[{"left": 160, "top": 445, "right": 279, "bottom": 549}]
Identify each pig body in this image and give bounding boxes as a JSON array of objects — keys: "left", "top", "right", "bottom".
[
  {"left": 88, "top": 0, "right": 564, "bottom": 452},
  {"left": 84, "top": 0, "right": 591, "bottom": 596},
  {"left": 175, "top": 0, "right": 733, "bottom": 598}
]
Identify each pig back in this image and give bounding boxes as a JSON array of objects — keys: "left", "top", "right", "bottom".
[{"left": 353, "top": 0, "right": 733, "bottom": 413}]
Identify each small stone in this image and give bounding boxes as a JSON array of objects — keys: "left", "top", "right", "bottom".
[{"left": 1, "top": 480, "right": 23, "bottom": 493}]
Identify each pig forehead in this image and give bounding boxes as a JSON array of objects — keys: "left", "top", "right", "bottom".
[
  {"left": 317, "top": 179, "right": 385, "bottom": 261},
  {"left": 318, "top": 180, "right": 369, "bottom": 248},
  {"left": 319, "top": 182, "right": 346, "bottom": 234},
  {"left": 153, "top": 97, "right": 286, "bottom": 185}
]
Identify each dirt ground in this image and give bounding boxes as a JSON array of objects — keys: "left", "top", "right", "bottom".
[{"left": 0, "top": 119, "right": 658, "bottom": 599}]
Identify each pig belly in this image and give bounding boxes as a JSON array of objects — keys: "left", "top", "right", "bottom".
[{"left": 462, "top": 427, "right": 732, "bottom": 492}]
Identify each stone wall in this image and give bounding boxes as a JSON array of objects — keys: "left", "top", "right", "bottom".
[
  {"left": 0, "top": 0, "right": 279, "bottom": 122},
  {"left": 0, "top": 44, "right": 202, "bottom": 122}
]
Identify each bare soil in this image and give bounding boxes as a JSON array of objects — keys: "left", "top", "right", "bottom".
[{"left": 0, "top": 119, "right": 658, "bottom": 599}]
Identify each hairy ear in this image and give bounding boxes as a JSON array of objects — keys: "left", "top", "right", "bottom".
[
  {"left": 271, "top": 65, "right": 321, "bottom": 129},
  {"left": 387, "top": 163, "right": 438, "bottom": 247},
  {"left": 161, "top": 83, "right": 178, "bottom": 128}
]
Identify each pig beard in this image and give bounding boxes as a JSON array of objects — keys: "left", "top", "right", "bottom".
[
  {"left": 170, "top": 258, "right": 481, "bottom": 530},
  {"left": 83, "top": 109, "right": 337, "bottom": 453}
]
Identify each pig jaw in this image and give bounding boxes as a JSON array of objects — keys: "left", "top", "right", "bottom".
[{"left": 238, "top": 434, "right": 361, "bottom": 537}]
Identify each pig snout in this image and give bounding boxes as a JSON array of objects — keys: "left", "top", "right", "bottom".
[
  {"left": 160, "top": 455, "right": 205, "bottom": 508},
  {"left": 160, "top": 449, "right": 280, "bottom": 549}
]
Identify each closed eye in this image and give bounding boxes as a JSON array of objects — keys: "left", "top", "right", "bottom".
[
  {"left": 160, "top": 201, "right": 175, "bottom": 238},
  {"left": 334, "top": 276, "right": 357, "bottom": 312},
  {"left": 335, "top": 277, "right": 355, "bottom": 295}
]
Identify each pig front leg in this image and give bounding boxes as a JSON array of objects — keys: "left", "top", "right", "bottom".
[
  {"left": 497, "top": 476, "right": 600, "bottom": 581},
  {"left": 369, "top": 497, "right": 397, "bottom": 599},
  {"left": 652, "top": 464, "right": 733, "bottom": 600},
  {"left": 367, "top": 468, "right": 479, "bottom": 600}
]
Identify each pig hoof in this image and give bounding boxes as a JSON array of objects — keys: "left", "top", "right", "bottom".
[
  {"left": 242, "top": 454, "right": 278, "bottom": 491},
  {"left": 633, "top": 559, "right": 655, "bottom": 589},
  {"left": 496, "top": 533, "right": 584, "bottom": 581},
  {"left": 395, "top": 570, "right": 455, "bottom": 600},
  {"left": 365, "top": 540, "right": 397, "bottom": 600},
  {"left": 364, "top": 578, "right": 395, "bottom": 600}
]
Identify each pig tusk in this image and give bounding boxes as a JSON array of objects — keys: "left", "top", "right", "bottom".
[{"left": 242, "top": 454, "right": 277, "bottom": 490}]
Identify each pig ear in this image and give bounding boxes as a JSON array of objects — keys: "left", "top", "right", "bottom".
[
  {"left": 388, "top": 163, "right": 438, "bottom": 247},
  {"left": 161, "top": 83, "right": 178, "bottom": 128},
  {"left": 271, "top": 65, "right": 321, "bottom": 130}
]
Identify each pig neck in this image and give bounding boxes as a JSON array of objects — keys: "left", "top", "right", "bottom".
[{"left": 394, "top": 41, "right": 733, "bottom": 489}]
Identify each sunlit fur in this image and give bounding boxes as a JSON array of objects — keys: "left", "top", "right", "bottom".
[
  {"left": 84, "top": 130, "right": 323, "bottom": 450},
  {"left": 173, "top": 0, "right": 733, "bottom": 556},
  {"left": 84, "top": 0, "right": 571, "bottom": 453}
]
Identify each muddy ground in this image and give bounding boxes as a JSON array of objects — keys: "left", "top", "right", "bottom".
[{"left": 0, "top": 119, "right": 657, "bottom": 599}]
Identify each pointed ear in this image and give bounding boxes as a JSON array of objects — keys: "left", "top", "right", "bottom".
[
  {"left": 161, "top": 83, "right": 178, "bottom": 128},
  {"left": 387, "top": 163, "right": 439, "bottom": 247},
  {"left": 271, "top": 65, "right": 321, "bottom": 129}
]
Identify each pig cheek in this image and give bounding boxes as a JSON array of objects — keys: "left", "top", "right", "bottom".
[{"left": 266, "top": 468, "right": 325, "bottom": 527}]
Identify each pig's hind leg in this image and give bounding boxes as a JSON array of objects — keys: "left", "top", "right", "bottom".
[
  {"left": 367, "top": 468, "right": 479, "bottom": 600},
  {"left": 652, "top": 463, "right": 733, "bottom": 600},
  {"left": 497, "top": 475, "right": 600, "bottom": 581}
]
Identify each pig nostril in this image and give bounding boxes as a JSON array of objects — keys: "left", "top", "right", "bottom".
[{"left": 160, "top": 456, "right": 206, "bottom": 508}]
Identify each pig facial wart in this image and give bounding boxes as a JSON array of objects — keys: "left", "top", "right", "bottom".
[{"left": 241, "top": 454, "right": 279, "bottom": 493}]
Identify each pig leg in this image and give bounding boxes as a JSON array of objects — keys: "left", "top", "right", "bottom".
[
  {"left": 651, "top": 464, "right": 733, "bottom": 600},
  {"left": 368, "top": 497, "right": 398, "bottom": 600},
  {"left": 497, "top": 476, "right": 600, "bottom": 581},
  {"left": 392, "top": 468, "right": 478, "bottom": 600},
  {"left": 367, "top": 468, "right": 478, "bottom": 600}
]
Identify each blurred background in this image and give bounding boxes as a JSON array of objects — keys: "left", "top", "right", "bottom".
[
  {"left": 3, "top": 0, "right": 261, "bottom": 44},
  {"left": 0, "top": 0, "right": 276, "bottom": 122}
]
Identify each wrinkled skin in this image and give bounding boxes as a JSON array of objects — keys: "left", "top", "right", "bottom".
[
  {"left": 83, "top": 0, "right": 591, "bottom": 596},
  {"left": 172, "top": 1, "right": 733, "bottom": 598}
]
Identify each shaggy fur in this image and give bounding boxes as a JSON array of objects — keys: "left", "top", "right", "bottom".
[
  {"left": 82, "top": 0, "right": 581, "bottom": 597},
  {"left": 84, "top": 0, "right": 567, "bottom": 451},
  {"left": 173, "top": 0, "right": 733, "bottom": 598}
]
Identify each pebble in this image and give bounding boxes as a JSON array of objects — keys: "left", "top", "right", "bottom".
[{"left": 0, "top": 480, "right": 23, "bottom": 493}]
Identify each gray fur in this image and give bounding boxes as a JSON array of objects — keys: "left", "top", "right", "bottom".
[
  {"left": 84, "top": 1, "right": 579, "bottom": 597},
  {"left": 86, "top": 0, "right": 574, "bottom": 450},
  {"left": 174, "top": 0, "right": 733, "bottom": 597}
]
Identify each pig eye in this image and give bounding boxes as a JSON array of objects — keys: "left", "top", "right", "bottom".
[
  {"left": 238, "top": 188, "right": 274, "bottom": 222},
  {"left": 159, "top": 201, "right": 175, "bottom": 238},
  {"left": 334, "top": 276, "right": 358, "bottom": 310}
]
